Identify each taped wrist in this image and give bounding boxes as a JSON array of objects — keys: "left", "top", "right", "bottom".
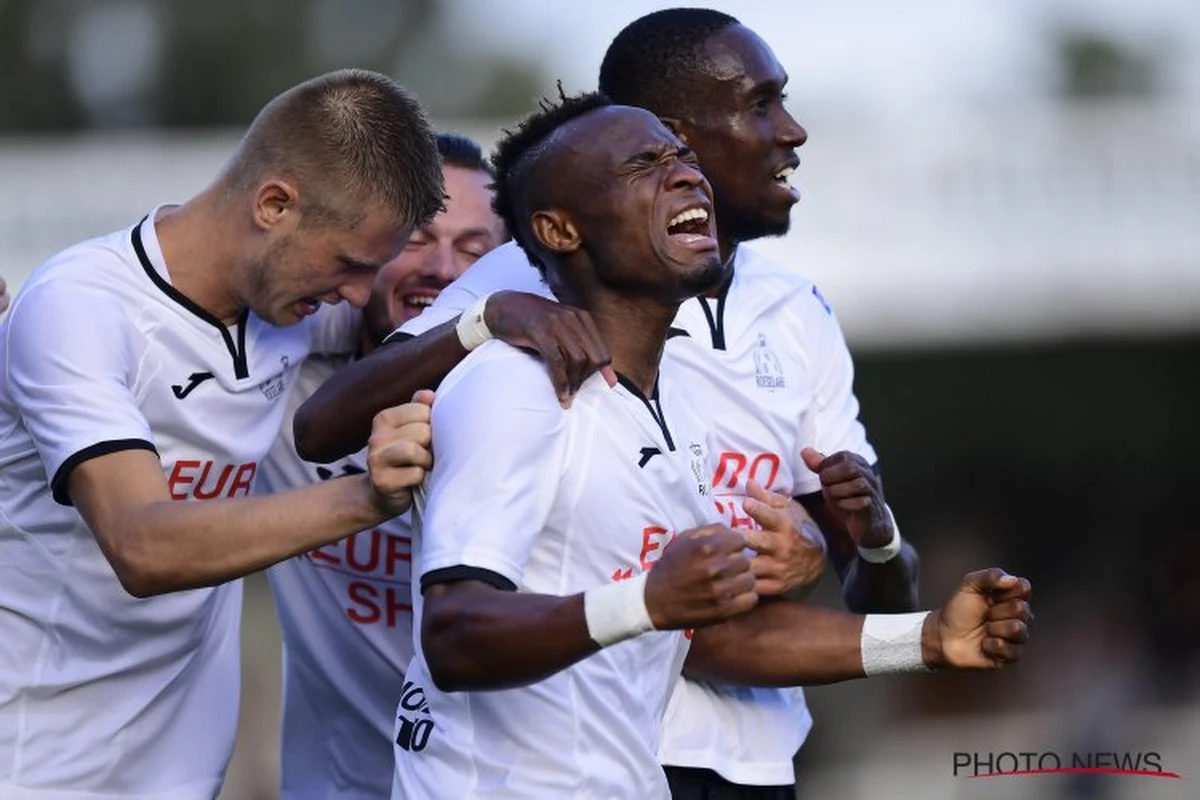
[
  {"left": 860, "top": 611, "right": 932, "bottom": 676},
  {"left": 856, "top": 506, "right": 903, "bottom": 564},
  {"left": 583, "top": 572, "right": 655, "bottom": 647},
  {"left": 455, "top": 293, "right": 494, "bottom": 351}
]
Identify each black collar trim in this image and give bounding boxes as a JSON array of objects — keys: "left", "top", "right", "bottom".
[
  {"left": 131, "top": 217, "right": 250, "bottom": 379},
  {"left": 616, "top": 372, "right": 675, "bottom": 452},
  {"left": 695, "top": 272, "right": 732, "bottom": 351}
]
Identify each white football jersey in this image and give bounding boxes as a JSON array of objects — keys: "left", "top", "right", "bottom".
[
  {"left": 391, "top": 244, "right": 880, "bottom": 786},
  {"left": 657, "top": 245, "right": 877, "bottom": 786},
  {"left": 258, "top": 355, "right": 415, "bottom": 800},
  {"left": 392, "top": 342, "right": 713, "bottom": 800},
  {"left": 0, "top": 211, "right": 356, "bottom": 799}
]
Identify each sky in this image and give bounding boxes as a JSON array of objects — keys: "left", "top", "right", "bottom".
[{"left": 442, "top": 0, "right": 1200, "bottom": 111}]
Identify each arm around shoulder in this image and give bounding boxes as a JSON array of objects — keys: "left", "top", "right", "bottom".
[{"left": 294, "top": 318, "right": 467, "bottom": 462}]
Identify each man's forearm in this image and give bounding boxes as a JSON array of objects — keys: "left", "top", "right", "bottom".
[
  {"left": 841, "top": 541, "right": 920, "bottom": 613},
  {"left": 99, "top": 476, "right": 390, "bottom": 597},
  {"left": 421, "top": 582, "right": 599, "bottom": 691},
  {"left": 797, "top": 493, "right": 920, "bottom": 613},
  {"left": 294, "top": 319, "right": 465, "bottom": 463},
  {"left": 685, "top": 598, "right": 866, "bottom": 686}
]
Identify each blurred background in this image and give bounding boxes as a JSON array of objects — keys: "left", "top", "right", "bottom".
[{"left": 2, "top": 0, "right": 1198, "bottom": 798}]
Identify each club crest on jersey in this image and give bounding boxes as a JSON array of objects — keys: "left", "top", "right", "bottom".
[
  {"left": 689, "top": 442, "right": 709, "bottom": 496},
  {"left": 258, "top": 355, "right": 290, "bottom": 401},
  {"left": 752, "top": 334, "right": 786, "bottom": 391}
]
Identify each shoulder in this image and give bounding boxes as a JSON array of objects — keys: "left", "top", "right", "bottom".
[
  {"left": 436, "top": 340, "right": 562, "bottom": 415},
  {"left": 734, "top": 246, "right": 839, "bottom": 330},
  {"left": 428, "top": 341, "right": 567, "bottom": 467},
  {"left": 454, "top": 240, "right": 550, "bottom": 297},
  {"left": 734, "top": 246, "right": 815, "bottom": 301},
  {"left": 7, "top": 231, "right": 141, "bottom": 338},
  {"left": 17, "top": 228, "right": 138, "bottom": 304}
]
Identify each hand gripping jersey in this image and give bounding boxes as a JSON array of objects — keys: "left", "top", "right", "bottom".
[
  {"left": 258, "top": 355, "right": 415, "bottom": 800},
  {"left": 395, "top": 243, "right": 879, "bottom": 786},
  {"left": 392, "top": 342, "right": 714, "bottom": 800},
  {"left": 0, "top": 212, "right": 355, "bottom": 800}
]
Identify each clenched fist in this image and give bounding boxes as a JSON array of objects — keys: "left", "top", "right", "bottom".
[
  {"left": 366, "top": 389, "right": 435, "bottom": 517},
  {"left": 644, "top": 525, "right": 759, "bottom": 630},
  {"left": 801, "top": 448, "right": 893, "bottom": 548},
  {"left": 928, "top": 569, "right": 1033, "bottom": 670}
]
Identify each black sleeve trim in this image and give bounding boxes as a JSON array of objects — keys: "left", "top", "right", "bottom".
[
  {"left": 52, "top": 439, "right": 159, "bottom": 506},
  {"left": 420, "top": 565, "right": 517, "bottom": 594}
]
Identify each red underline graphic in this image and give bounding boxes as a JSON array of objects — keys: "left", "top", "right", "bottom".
[{"left": 971, "top": 768, "right": 1182, "bottom": 779}]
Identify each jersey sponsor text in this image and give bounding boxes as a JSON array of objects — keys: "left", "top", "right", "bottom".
[{"left": 167, "top": 460, "right": 257, "bottom": 500}]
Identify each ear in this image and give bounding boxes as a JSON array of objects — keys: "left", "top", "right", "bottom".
[
  {"left": 253, "top": 179, "right": 299, "bottom": 232},
  {"left": 658, "top": 116, "right": 689, "bottom": 145},
  {"left": 530, "top": 209, "right": 580, "bottom": 256}
]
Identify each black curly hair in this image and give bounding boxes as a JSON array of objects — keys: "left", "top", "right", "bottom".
[
  {"left": 490, "top": 87, "right": 613, "bottom": 274},
  {"left": 598, "top": 8, "right": 739, "bottom": 119}
]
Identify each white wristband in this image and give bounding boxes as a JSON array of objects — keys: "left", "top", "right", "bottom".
[
  {"left": 860, "top": 611, "right": 932, "bottom": 676},
  {"left": 583, "top": 572, "right": 655, "bottom": 647},
  {"left": 856, "top": 507, "right": 903, "bottom": 564},
  {"left": 455, "top": 293, "right": 494, "bottom": 351}
]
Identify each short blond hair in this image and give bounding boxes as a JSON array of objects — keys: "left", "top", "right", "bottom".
[{"left": 228, "top": 68, "right": 444, "bottom": 229}]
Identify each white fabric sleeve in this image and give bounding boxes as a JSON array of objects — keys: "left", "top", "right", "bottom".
[
  {"left": 792, "top": 285, "right": 878, "bottom": 495},
  {"left": 417, "top": 346, "right": 567, "bottom": 589},
  {"left": 5, "top": 279, "right": 157, "bottom": 504},
  {"left": 305, "top": 301, "right": 362, "bottom": 356}
]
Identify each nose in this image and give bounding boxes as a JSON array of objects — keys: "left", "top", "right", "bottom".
[
  {"left": 338, "top": 273, "right": 374, "bottom": 308},
  {"left": 778, "top": 109, "right": 808, "bottom": 149},
  {"left": 667, "top": 158, "right": 706, "bottom": 191},
  {"left": 422, "top": 242, "right": 458, "bottom": 285}
]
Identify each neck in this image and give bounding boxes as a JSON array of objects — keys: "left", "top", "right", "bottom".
[
  {"left": 718, "top": 234, "right": 737, "bottom": 272},
  {"left": 154, "top": 186, "right": 245, "bottom": 325},
  {"left": 563, "top": 286, "right": 676, "bottom": 397},
  {"left": 703, "top": 244, "right": 737, "bottom": 298}
]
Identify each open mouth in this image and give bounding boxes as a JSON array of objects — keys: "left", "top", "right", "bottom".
[
  {"left": 667, "top": 206, "right": 712, "bottom": 237},
  {"left": 771, "top": 162, "right": 801, "bottom": 202},
  {"left": 403, "top": 294, "right": 437, "bottom": 309}
]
